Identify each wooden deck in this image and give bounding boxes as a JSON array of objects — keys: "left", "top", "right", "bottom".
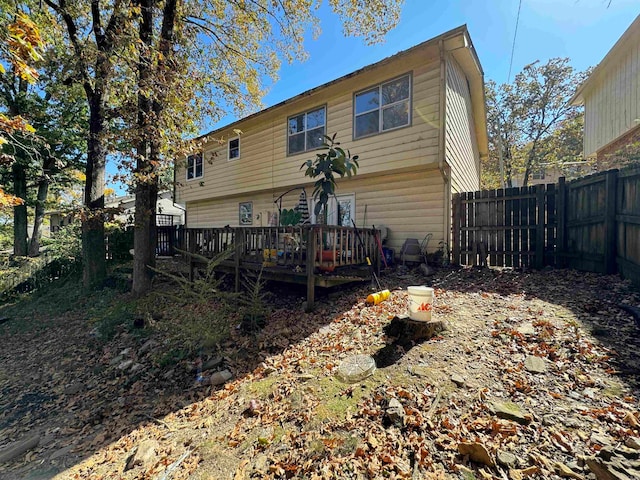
[{"left": 180, "top": 225, "right": 380, "bottom": 309}]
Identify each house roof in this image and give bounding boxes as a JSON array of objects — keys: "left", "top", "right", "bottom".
[
  {"left": 570, "top": 14, "right": 640, "bottom": 105},
  {"left": 194, "top": 25, "right": 489, "bottom": 159}
]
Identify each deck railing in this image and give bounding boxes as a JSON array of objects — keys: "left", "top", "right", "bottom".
[{"left": 180, "top": 225, "right": 378, "bottom": 271}]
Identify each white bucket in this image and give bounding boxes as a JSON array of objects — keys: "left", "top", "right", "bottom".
[{"left": 407, "top": 286, "right": 434, "bottom": 322}]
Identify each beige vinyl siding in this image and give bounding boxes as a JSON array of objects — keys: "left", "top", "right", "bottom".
[
  {"left": 583, "top": 31, "right": 640, "bottom": 156},
  {"left": 176, "top": 46, "right": 442, "bottom": 205},
  {"left": 186, "top": 167, "right": 445, "bottom": 254},
  {"left": 445, "top": 55, "right": 480, "bottom": 193}
]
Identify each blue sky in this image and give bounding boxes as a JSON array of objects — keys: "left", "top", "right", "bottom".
[{"left": 107, "top": 0, "right": 639, "bottom": 194}]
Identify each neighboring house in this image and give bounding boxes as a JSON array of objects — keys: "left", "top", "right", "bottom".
[
  {"left": 48, "top": 191, "right": 185, "bottom": 233},
  {"left": 175, "top": 25, "right": 488, "bottom": 255},
  {"left": 513, "top": 160, "right": 596, "bottom": 187},
  {"left": 571, "top": 15, "right": 640, "bottom": 166}
]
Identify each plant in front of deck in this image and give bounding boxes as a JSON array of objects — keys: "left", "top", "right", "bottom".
[{"left": 301, "top": 134, "right": 359, "bottom": 226}]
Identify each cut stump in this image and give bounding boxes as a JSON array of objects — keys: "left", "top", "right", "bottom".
[{"left": 384, "top": 314, "right": 446, "bottom": 343}]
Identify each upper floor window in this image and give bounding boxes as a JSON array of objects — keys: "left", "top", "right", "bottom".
[
  {"left": 186, "top": 153, "right": 203, "bottom": 180},
  {"left": 354, "top": 74, "right": 411, "bottom": 139},
  {"left": 228, "top": 137, "right": 240, "bottom": 160},
  {"left": 288, "top": 106, "right": 326, "bottom": 155}
]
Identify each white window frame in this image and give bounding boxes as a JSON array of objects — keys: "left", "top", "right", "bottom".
[
  {"left": 353, "top": 73, "right": 412, "bottom": 139},
  {"left": 228, "top": 137, "right": 240, "bottom": 160},
  {"left": 186, "top": 152, "right": 203, "bottom": 180},
  {"left": 287, "top": 105, "right": 326, "bottom": 156}
]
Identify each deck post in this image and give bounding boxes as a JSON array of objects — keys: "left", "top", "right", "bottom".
[
  {"left": 234, "top": 230, "right": 243, "bottom": 292},
  {"left": 306, "top": 226, "right": 316, "bottom": 311}
]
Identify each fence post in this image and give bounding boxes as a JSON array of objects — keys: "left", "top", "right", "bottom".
[
  {"left": 556, "top": 177, "right": 566, "bottom": 268},
  {"left": 452, "top": 193, "right": 461, "bottom": 265},
  {"left": 306, "top": 226, "right": 316, "bottom": 311},
  {"left": 535, "top": 184, "right": 545, "bottom": 269},
  {"left": 604, "top": 170, "right": 618, "bottom": 274}
]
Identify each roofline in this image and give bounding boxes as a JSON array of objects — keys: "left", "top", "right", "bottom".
[
  {"left": 570, "top": 14, "right": 640, "bottom": 105},
  {"left": 194, "top": 24, "right": 471, "bottom": 142}
]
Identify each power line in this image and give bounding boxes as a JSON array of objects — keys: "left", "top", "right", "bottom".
[{"left": 507, "top": 0, "right": 523, "bottom": 82}]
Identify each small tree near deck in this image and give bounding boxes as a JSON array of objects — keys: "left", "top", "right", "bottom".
[{"left": 300, "top": 134, "right": 358, "bottom": 225}]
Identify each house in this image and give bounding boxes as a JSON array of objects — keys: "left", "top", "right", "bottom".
[
  {"left": 571, "top": 15, "right": 640, "bottom": 167},
  {"left": 175, "top": 25, "right": 488, "bottom": 260},
  {"left": 48, "top": 191, "right": 185, "bottom": 233},
  {"left": 513, "top": 160, "right": 596, "bottom": 187}
]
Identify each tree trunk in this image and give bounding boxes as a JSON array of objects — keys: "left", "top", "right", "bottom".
[
  {"left": 28, "top": 162, "right": 52, "bottom": 257},
  {"left": 132, "top": 0, "right": 178, "bottom": 296},
  {"left": 82, "top": 92, "right": 107, "bottom": 290},
  {"left": 12, "top": 162, "right": 28, "bottom": 256}
]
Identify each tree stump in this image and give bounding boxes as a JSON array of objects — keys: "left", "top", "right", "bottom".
[{"left": 384, "top": 314, "right": 445, "bottom": 343}]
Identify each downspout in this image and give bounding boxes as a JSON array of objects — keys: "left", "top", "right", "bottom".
[{"left": 438, "top": 40, "right": 451, "bottom": 253}]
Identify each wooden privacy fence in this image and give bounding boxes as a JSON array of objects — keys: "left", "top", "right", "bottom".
[{"left": 452, "top": 167, "right": 640, "bottom": 285}]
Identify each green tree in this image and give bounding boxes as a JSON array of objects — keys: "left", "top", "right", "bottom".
[{"left": 484, "top": 58, "right": 588, "bottom": 188}]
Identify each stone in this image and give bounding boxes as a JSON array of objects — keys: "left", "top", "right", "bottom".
[
  {"left": 625, "top": 437, "right": 640, "bottom": 450},
  {"left": 252, "top": 453, "right": 269, "bottom": 473},
  {"left": 490, "top": 401, "right": 532, "bottom": 425},
  {"left": 496, "top": 450, "right": 517, "bottom": 468},
  {"left": 124, "top": 440, "right": 159, "bottom": 471},
  {"left": 386, "top": 398, "right": 405, "bottom": 427},
  {"left": 49, "top": 445, "right": 74, "bottom": 461},
  {"left": 296, "top": 373, "right": 314, "bottom": 382},
  {"left": 516, "top": 323, "right": 536, "bottom": 335},
  {"left": 118, "top": 359, "right": 134, "bottom": 371},
  {"left": 458, "top": 442, "right": 494, "bottom": 467},
  {"left": 202, "top": 356, "right": 223, "bottom": 371},
  {"left": 524, "top": 355, "right": 547, "bottom": 373},
  {"left": 109, "top": 354, "right": 124, "bottom": 366},
  {"left": 138, "top": 340, "right": 157, "bottom": 356},
  {"left": 130, "top": 363, "right": 144, "bottom": 374},
  {"left": 451, "top": 374, "right": 465, "bottom": 387},
  {"left": 63, "top": 382, "right": 85, "bottom": 395},
  {"left": 208, "top": 369, "right": 233, "bottom": 386},
  {"left": 554, "top": 461, "right": 584, "bottom": 479},
  {"left": 408, "top": 365, "right": 433, "bottom": 378},
  {"left": 542, "top": 414, "right": 556, "bottom": 427}
]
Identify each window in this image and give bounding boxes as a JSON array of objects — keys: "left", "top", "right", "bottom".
[
  {"left": 186, "top": 153, "right": 203, "bottom": 180},
  {"left": 354, "top": 74, "right": 411, "bottom": 138},
  {"left": 532, "top": 167, "right": 546, "bottom": 180},
  {"left": 288, "top": 106, "right": 326, "bottom": 155},
  {"left": 228, "top": 138, "right": 240, "bottom": 160}
]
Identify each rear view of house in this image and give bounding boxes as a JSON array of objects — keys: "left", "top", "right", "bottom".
[
  {"left": 571, "top": 15, "right": 640, "bottom": 167},
  {"left": 175, "top": 25, "right": 488, "bottom": 257}
]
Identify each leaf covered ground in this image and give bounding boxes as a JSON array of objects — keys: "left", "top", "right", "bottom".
[{"left": 1, "top": 264, "right": 640, "bottom": 479}]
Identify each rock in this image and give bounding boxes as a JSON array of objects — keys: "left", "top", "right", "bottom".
[
  {"left": 408, "top": 365, "right": 433, "bottom": 378},
  {"left": 130, "top": 363, "right": 145, "bottom": 374},
  {"left": 109, "top": 354, "right": 125, "bottom": 366},
  {"left": 209, "top": 369, "right": 233, "bottom": 386},
  {"left": 516, "top": 322, "right": 536, "bottom": 335},
  {"left": 296, "top": 373, "right": 314, "bottom": 382},
  {"left": 451, "top": 374, "right": 465, "bottom": 387},
  {"left": 542, "top": 414, "right": 556, "bottom": 427},
  {"left": 496, "top": 450, "right": 517, "bottom": 468},
  {"left": 386, "top": 398, "right": 405, "bottom": 427},
  {"left": 63, "top": 382, "right": 85, "bottom": 395},
  {"left": 458, "top": 442, "right": 494, "bottom": 467},
  {"left": 118, "top": 359, "right": 134, "bottom": 371},
  {"left": 625, "top": 437, "right": 640, "bottom": 450},
  {"left": 202, "top": 356, "right": 223, "bottom": 371},
  {"left": 138, "top": 340, "right": 157, "bottom": 356},
  {"left": 554, "top": 461, "right": 584, "bottom": 479},
  {"left": 49, "top": 445, "right": 74, "bottom": 461},
  {"left": 0, "top": 435, "right": 40, "bottom": 462},
  {"left": 124, "top": 440, "right": 159, "bottom": 471},
  {"left": 490, "top": 401, "right": 532, "bottom": 425},
  {"left": 524, "top": 355, "right": 547, "bottom": 373},
  {"left": 252, "top": 453, "right": 269, "bottom": 473}
]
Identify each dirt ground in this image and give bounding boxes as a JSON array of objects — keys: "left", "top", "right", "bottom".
[{"left": 1, "top": 265, "right": 640, "bottom": 479}]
